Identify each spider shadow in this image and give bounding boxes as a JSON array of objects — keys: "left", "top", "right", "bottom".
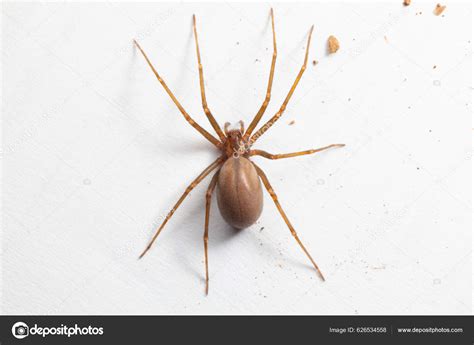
[
  {"left": 286, "top": 257, "right": 322, "bottom": 275},
  {"left": 115, "top": 42, "right": 145, "bottom": 134}
]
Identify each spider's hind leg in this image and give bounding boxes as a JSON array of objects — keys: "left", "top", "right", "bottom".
[
  {"left": 252, "top": 162, "right": 325, "bottom": 281},
  {"left": 139, "top": 157, "right": 223, "bottom": 259},
  {"left": 203, "top": 170, "right": 219, "bottom": 295}
]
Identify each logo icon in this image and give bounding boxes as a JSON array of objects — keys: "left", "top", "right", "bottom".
[{"left": 12, "top": 322, "right": 29, "bottom": 339}]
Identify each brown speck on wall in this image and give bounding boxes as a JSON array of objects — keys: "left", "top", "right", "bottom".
[
  {"left": 312, "top": 60, "right": 318, "bottom": 66},
  {"left": 434, "top": 3, "right": 446, "bottom": 16},
  {"left": 327, "top": 35, "right": 340, "bottom": 54},
  {"left": 288, "top": 120, "right": 295, "bottom": 126},
  {"left": 403, "top": 0, "right": 411, "bottom": 6}
]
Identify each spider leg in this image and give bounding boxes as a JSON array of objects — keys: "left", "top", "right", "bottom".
[
  {"left": 244, "top": 8, "right": 277, "bottom": 138},
  {"left": 193, "top": 15, "right": 226, "bottom": 141},
  {"left": 249, "top": 144, "right": 345, "bottom": 160},
  {"left": 134, "top": 40, "right": 221, "bottom": 147},
  {"left": 252, "top": 162, "right": 325, "bottom": 281},
  {"left": 203, "top": 170, "right": 219, "bottom": 295},
  {"left": 139, "top": 157, "right": 224, "bottom": 259},
  {"left": 250, "top": 25, "right": 314, "bottom": 144}
]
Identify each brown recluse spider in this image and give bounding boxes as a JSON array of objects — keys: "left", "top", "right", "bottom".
[{"left": 134, "top": 9, "right": 345, "bottom": 295}]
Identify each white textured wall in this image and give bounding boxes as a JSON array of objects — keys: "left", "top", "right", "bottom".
[{"left": 2, "top": 1, "right": 472, "bottom": 315}]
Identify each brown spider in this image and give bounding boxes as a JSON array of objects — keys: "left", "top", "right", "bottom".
[{"left": 134, "top": 9, "right": 345, "bottom": 294}]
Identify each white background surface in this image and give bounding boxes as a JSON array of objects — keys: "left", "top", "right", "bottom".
[{"left": 2, "top": 1, "right": 472, "bottom": 315}]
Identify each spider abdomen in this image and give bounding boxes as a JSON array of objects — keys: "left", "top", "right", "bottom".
[{"left": 216, "top": 156, "right": 263, "bottom": 229}]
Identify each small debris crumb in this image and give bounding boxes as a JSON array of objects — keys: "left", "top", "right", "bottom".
[
  {"left": 434, "top": 3, "right": 446, "bottom": 16},
  {"left": 312, "top": 60, "right": 318, "bottom": 66},
  {"left": 384, "top": 35, "right": 388, "bottom": 43},
  {"left": 327, "top": 35, "right": 340, "bottom": 54},
  {"left": 403, "top": 0, "right": 411, "bottom": 6},
  {"left": 371, "top": 265, "right": 386, "bottom": 270},
  {"left": 433, "top": 65, "right": 437, "bottom": 69},
  {"left": 260, "top": 227, "right": 264, "bottom": 232},
  {"left": 288, "top": 120, "right": 295, "bottom": 126}
]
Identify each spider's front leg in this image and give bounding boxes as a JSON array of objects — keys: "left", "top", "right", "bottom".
[
  {"left": 193, "top": 15, "right": 226, "bottom": 142},
  {"left": 244, "top": 8, "right": 278, "bottom": 138},
  {"left": 133, "top": 40, "right": 221, "bottom": 147},
  {"left": 250, "top": 24, "right": 314, "bottom": 144}
]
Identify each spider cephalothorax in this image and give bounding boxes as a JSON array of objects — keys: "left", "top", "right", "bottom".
[
  {"left": 134, "top": 9, "right": 345, "bottom": 295},
  {"left": 223, "top": 121, "right": 252, "bottom": 158}
]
